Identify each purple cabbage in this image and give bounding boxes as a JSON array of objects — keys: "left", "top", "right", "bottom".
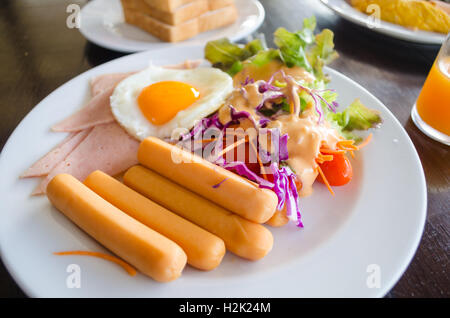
[
  {"left": 241, "top": 76, "right": 255, "bottom": 86},
  {"left": 261, "top": 162, "right": 303, "bottom": 227},
  {"left": 279, "top": 134, "right": 289, "bottom": 161},
  {"left": 259, "top": 118, "right": 270, "bottom": 127},
  {"left": 216, "top": 159, "right": 274, "bottom": 188},
  {"left": 254, "top": 80, "right": 285, "bottom": 112},
  {"left": 280, "top": 70, "right": 338, "bottom": 123},
  {"left": 212, "top": 178, "right": 228, "bottom": 188},
  {"left": 257, "top": 129, "right": 289, "bottom": 163},
  {"left": 258, "top": 81, "right": 280, "bottom": 94},
  {"left": 180, "top": 113, "right": 223, "bottom": 141}
]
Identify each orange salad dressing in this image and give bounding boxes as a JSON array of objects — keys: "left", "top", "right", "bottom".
[{"left": 228, "top": 61, "right": 342, "bottom": 197}]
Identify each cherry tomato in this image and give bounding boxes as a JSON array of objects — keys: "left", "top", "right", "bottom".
[{"left": 317, "top": 153, "right": 353, "bottom": 186}]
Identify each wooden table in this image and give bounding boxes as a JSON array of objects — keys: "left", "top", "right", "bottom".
[{"left": 0, "top": 0, "right": 448, "bottom": 298}]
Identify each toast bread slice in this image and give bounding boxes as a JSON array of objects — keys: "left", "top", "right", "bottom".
[
  {"left": 142, "top": 0, "right": 196, "bottom": 12},
  {"left": 122, "top": 0, "right": 208, "bottom": 25},
  {"left": 123, "top": 4, "right": 238, "bottom": 42},
  {"left": 208, "top": 0, "right": 235, "bottom": 11}
]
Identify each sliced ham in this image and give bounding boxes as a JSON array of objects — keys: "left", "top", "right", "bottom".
[
  {"left": 90, "top": 72, "right": 135, "bottom": 97},
  {"left": 51, "top": 86, "right": 116, "bottom": 132},
  {"left": 21, "top": 129, "right": 91, "bottom": 178},
  {"left": 51, "top": 72, "right": 133, "bottom": 133},
  {"left": 164, "top": 59, "right": 203, "bottom": 70},
  {"left": 33, "top": 122, "right": 139, "bottom": 195}
]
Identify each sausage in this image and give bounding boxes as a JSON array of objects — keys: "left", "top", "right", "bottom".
[
  {"left": 137, "top": 136, "right": 277, "bottom": 223},
  {"left": 46, "top": 173, "right": 187, "bottom": 282},
  {"left": 123, "top": 165, "right": 273, "bottom": 261},
  {"left": 84, "top": 170, "right": 226, "bottom": 271},
  {"left": 265, "top": 207, "right": 289, "bottom": 227}
]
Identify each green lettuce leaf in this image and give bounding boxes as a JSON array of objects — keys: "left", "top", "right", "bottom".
[
  {"left": 204, "top": 16, "right": 338, "bottom": 81},
  {"left": 326, "top": 99, "right": 382, "bottom": 141},
  {"left": 248, "top": 49, "right": 281, "bottom": 67},
  {"left": 204, "top": 38, "right": 266, "bottom": 76},
  {"left": 273, "top": 17, "right": 316, "bottom": 70},
  {"left": 307, "top": 29, "right": 339, "bottom": 82}
]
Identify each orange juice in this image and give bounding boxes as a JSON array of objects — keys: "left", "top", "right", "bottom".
[{"left": 416, "top": 57, "right": 450, "bottom": 135}]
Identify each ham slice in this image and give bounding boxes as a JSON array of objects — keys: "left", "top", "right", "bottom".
[
  {"left": 21, "top": 129, "right": 91, "bottom": 178},
  {"left": 164, "top": 59, "right": 203, "bottom": 70},
  {"left": 51, "top": 72, "right": 133, "bottom": 132},
  {"left": 33, "top": 122, "right": 139, "bottom": 195},
  {"left": 51, "top": 86, "right": 116, "bottom": 132},
  {"left": 90, "top": 72, "right": 135, "bottom": 97}
]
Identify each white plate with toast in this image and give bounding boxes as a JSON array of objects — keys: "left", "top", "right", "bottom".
[
  {"left": 79, "top": 0, "right": 265, "bottom": 52},
  {"left": 320, "top": 0, "right": 447, "bottom": 45},
  {"left": 0, "top": 45, "right": 426, "bottom": 297}
]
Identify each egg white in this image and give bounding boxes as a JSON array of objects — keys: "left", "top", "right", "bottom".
[{"left": 110, "top": 65, "right": 233, "bottom": 140}]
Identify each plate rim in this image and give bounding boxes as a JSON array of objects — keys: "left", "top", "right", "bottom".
[
  {"left": 320, "top": 0, "right": 447, "bottom": 45},
  {"left": 78, "top": 0, "right": 266, "bottom": 53},
  {"left": 0, "top": 45, "right": 427, "bottom": 298}
]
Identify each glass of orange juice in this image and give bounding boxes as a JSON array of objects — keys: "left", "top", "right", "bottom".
[{"left": 412, "top": 33, "right": 450, "bottom": 146}]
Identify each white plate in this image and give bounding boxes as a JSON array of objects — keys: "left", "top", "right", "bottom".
[
  {"left": 320, "top": 0, "right": 447, "bottom": 45},
  {"left": 0, "top": 45, "right": 426, "bottom": 297},
  {"left": 79, "top": 0, "right": 265, "bottom": 52}
]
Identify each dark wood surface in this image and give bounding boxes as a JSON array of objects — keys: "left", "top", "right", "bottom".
[{"left": 0, "top": 0, "right": 448, "bottom": 298}]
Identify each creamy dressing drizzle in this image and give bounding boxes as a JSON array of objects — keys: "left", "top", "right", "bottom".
[
  {"left": 268, "top": 109, "right": 341, "bottom": 197},
  {"left": 217, "top": 60, "right": 343, "bottom": 197}
]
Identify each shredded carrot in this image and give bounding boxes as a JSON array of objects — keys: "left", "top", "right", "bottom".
[
  {"left": 316, "top": 164, "right": 335, "bottom": 196},
  {"left": 194, "top": 138, "right": 217, "bottom": 143},
  {"left": 320, "top": 148, "right": 345, "bottom": 155},
  {"left": 215, "top": 136, "right": 247, "bottom": 159},
  {"left": 316, "top": 153, "right": 334, "bottom": 163},
  {"left": 54, "top": 251, "right": 137, "bottom": 276},
  {"left": 314, "top": 134, "right": 374, "bottom": 195},
  {"left": 337, "top": 140, "right": 355, "bottom": 146},
  {"left": 357, "top": 133, "right": 373, "bottom": 149},
  {"left": 337, "top": 143, "right": 358, "bottom": 151}
]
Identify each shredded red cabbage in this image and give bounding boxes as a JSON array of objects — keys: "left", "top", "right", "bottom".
[
  {"left": 258, "top": 81, "right": 281, "bottom": 94},
  {"left": 257, "top": 129, "right": 289, "bottom": 163},
  {"left": 281, "top": 71, "right": 338, "bottom": 123},
  {"left": 259, "top": 118, "right": 270, "bottom": 127},
  {"left": 180, "top": 113, "right": 223, "bottom": 142},
  {"left": 241, "top": 76, "right": 255, "bottom": 86},
  {"left": 178, "top": 74, "right": 305, "bottom": 227},
  {"left": 279, "top": 134, "right": 289, "bottom": 161},
  {"left": 212, "top": 178, "right": 228, "bottom": 188},
  {"left": 254, "top": 80, "right": 285, "bottom": 111},
  {"left": 217, "top": 159, "right": 274, "bottom": 188},
  {"left": 261, "top": 162, "right": 303, "bottom": 227}
]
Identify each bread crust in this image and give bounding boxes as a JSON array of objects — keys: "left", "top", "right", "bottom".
[
  {"left": 122, "top": 0, "right": 209, "bottom": 25},
  {"left": 123, "top": 3, "right": 238, "bottom": 42}
]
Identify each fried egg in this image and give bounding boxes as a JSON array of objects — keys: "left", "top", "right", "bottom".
[{"left": 110, "top": 64, "right": 233, "bottom": 140}]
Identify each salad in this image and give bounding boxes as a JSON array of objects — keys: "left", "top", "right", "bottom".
[{"left": 175, "top": 17, "right": 382, "bottom": 228}]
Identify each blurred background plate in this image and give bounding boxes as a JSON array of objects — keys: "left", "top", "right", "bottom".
[
  {"left": 320, "top": 0, "right": 447, "bottom": 45},
  {"left": 79, "top": 0, "right": 265, "bottom": 52}
]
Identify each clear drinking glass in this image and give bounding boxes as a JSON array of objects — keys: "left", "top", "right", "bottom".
[{"left": 411, "top": 33, "right": 450, "bottom": 146}]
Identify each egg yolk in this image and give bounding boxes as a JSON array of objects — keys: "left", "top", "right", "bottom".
[{"left": 137, "top": 81, "right": 200, "bottom": 125}]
